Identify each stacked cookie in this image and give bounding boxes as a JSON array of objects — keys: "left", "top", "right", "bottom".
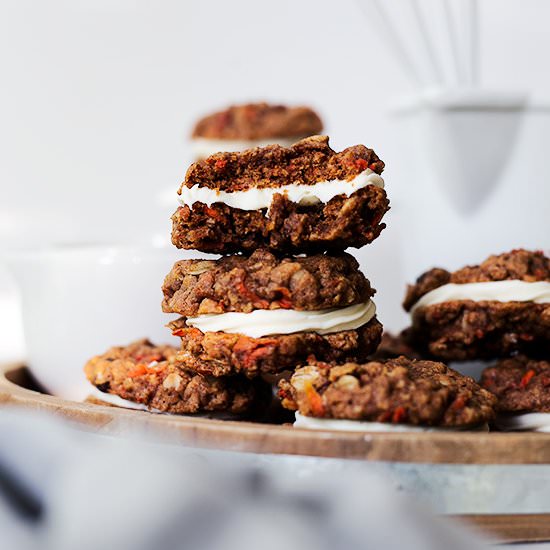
[
  {"left": 172, "top": 135, "right": 388, "bottom": 253},
  {"left": 162, "top": 250, "right": 382, "bottom": 379},
  {"left": 403, "top": 249, "right": 550, "bottom": 431},
  {"left": 163, "top": 136, "right": 386, "bottom": 394}
]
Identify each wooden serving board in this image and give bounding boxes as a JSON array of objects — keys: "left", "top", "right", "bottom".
[
  {"left": 453, "top": 514, "right": 550, "bottom": 544},
  {"left": 0, "top": 364, "right": 550, "bottom": 464},
  {"left": 3, "top": 364, "right": 550, "bottom": 543},
  {"left": 3, "top": 363, "right": 550, "bottom": 465}
]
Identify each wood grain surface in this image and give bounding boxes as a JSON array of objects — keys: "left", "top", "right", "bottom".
[
  {"left": 453, "top": 514, "right": 550, "bottom": 543},
  {"left": 3, "top": 363, "right": 550, "bottom": 465}
]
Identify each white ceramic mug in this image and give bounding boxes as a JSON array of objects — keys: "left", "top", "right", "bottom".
[
  {"left": 390, "top": 90, "right": 550, "bottom": 304},
  {"left": 3, "top": 245, "right": 210, "bottom": 400}
]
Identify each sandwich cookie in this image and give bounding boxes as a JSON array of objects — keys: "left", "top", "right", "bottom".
[
  {"left": 403, "top": 249, "right": 550, "bottom": 360},
  {"left": 172, "top": 136, "right": 389, "bottom": 254},
  {"left": 163, "top": 249, "right": 383, "bottom": 378},
  {"left": 84, "top": 339, "right": 263, "bottom": 416},
  {"left": 278, "top": 357, "right": 496, "bottom": 431}
]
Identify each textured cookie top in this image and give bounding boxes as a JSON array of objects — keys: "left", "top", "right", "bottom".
[
  {"left": 84, "top": 339, "right": 257, "bottom": 415},
  {"left": 278, "top": 357, "right": 496, "bottom": 428},
  {"left": 404, "top": 249, "right": 550, "bottom": 311},
  {"left": 191, "top": 102, "right": 323, "bottom": 140},
  {"left": 162, "top": 249, "right": 374, "bottom": 316},
  {"left": 180, "top": 135, "right": 385, "bottom": 192},
  {"left": 480, "top": 356, "right": 550, "bottom": 413},
  {"left": 87, "top": 339, "right": 178, "bottom": 366}
]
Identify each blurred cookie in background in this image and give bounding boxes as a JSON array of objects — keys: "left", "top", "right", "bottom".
[
  {"left": 190, "top": 102, "right": 323, "bottom": 160},
  {"left": 369, "top": 331, "right": 424, "bottom": 361}
]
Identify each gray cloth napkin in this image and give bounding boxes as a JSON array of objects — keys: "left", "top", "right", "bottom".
[{"left": 0, "top": 409, "right": 489, "bottom": 550}]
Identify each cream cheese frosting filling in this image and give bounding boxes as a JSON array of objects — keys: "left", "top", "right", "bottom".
[
  {"left": 495, "top": 412, "right": 550, "bottom": 432},
  {"left": 178, "top": 168, "right": 385, "bottom": 211},
  {"left": 88, "top": 388, "right": 156, "bottom": 412},
  {"left": 87, "top": 389, "right": 240, "bottom": 420},
  {"left": 185, "top": 300, "right": 376, "bottom": 339},
  {"left": 410, "top": 280, "right": 550, "bottom": 314},
  {"left": 191, "top": 137, "right": 298, "bottom": 159},
  {"left": 294, "top": 413, "right": 488, "bottom": 432}
]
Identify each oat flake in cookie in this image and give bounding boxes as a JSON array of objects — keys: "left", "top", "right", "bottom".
[
  {"left": 172, "top": 135, "right": 389, "bottom": 254},
  {"left": 403, "top": 249, "right": 550, "bottom": 361},
  {"left": 480, "top": 356, "right": 550, "bottom": 431},
  {"left": 278, "top": 357, "right": 496, "bottom": 431},
  {"left": 84, "top": 339, "right": 260, "bottom": 416}
]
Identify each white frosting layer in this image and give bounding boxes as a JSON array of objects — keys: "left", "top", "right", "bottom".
[
  {"left": 294, "top": 413, "right": 488, "bottom": 433},
  {"left": 495, "top": 412, "right": 550, "bottom": 433},
  {"left": 87, "top": 389, "right": 237, "bottom": 420},
  {"left": 178, "top": 169, "right": 384, "bottom": 211},
  {"left": 88, "top": 388, "right": 156, "bottom": 412},
  {"left": 411, "top": 280, "right": 550, "bottom": 313},
  {"left": 191, "top": 137, "right": 298, "bottom": 159},
  {"left": 186, "top": 300, "right": 376, "bottom": 339}
]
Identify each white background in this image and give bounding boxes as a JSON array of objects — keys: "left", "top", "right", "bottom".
[{"left": 1, "top": 0, "right": 550, "bottom": 334}]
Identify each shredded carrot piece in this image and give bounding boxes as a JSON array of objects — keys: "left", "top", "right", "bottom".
[
  {"left": 355, "top": 158, "right": 368, "bottom": 171},
  {"left": 233, "top": 337, "right": 277, "bottom": 369},
  {"left": 304, "top": 382, "right": 325, "bottom": 417},
  {"left": 520, "top": 370, "right": 536, "bottom": 388},
  {"left": 273, "top": 287, "right": 293, "bottom": 309},
  {"left": 172, "top": 327, "right": 201, "bottom": 338},
  {"left": 450, "top": 395, "right": 466, "bottom": 410},
  {"left": 236, "top": 279, "right": 269, "bottom": 309},
  {"left": 392, "top": 406, "right": 406, "bottom": 423},
  {"left": 127, "top": 364, "right": 148, "bottom": 378},
  {"left": 204, "top": 206, "right": 223, "bottom": 222}
]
